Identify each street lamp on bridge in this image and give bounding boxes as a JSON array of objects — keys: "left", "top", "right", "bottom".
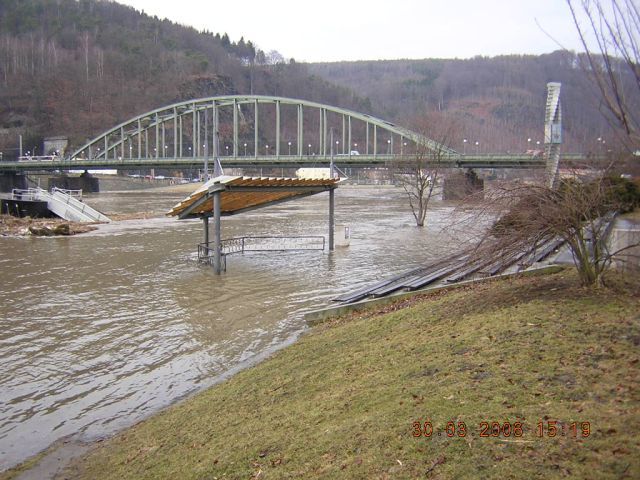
[
  {"left": 308, "top": 143, "right": 312, "bottom": 155},
  {"left": 244, "top": 143, "right": 247, "bottom": 156},
  {"left": 265, "top": 144, "right": 269, "bottom": 155},
  {"left": 288, "top": 141, "right": 292, "bottom": 155},
  {"left": 475, "top": 141, "right": 479, "bottom": 154},
  {"left": 463, "top": 138, "right": 467, "bottom": 155}
]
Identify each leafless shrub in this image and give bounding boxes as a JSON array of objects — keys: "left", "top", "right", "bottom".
[{"left": 452, "top": 162, "right": 640, "bottom": 286}]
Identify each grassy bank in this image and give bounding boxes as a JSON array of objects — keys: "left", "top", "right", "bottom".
[{"left": 7, "top": 269, "right": 640, "bottom": 479}]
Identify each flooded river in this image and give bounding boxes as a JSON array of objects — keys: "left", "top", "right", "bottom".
[{"left": 0, "top": 185, "right": 470, "bottom": 470}]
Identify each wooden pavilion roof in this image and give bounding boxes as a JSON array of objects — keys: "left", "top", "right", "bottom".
[{"left": 167, "top": 175, "right": 339, "bottom": 219}]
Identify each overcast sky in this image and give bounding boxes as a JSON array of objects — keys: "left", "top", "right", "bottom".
[{"left": 115, "top": 0, "right": 592, "bottom": 62}]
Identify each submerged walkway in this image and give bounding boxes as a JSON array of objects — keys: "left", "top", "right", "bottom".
[
  {"left": 332, "top": 237, "right": 566, "bottom": 304},
  {"left": 3, "top": 188, "right": 110, "bottom": 223}
]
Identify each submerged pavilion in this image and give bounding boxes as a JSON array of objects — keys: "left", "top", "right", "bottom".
[{"left": 168, "top": 175, "right": 340, "bottom": 273}]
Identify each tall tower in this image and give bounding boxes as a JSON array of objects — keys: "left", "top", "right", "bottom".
[{"left": 544, "top": 82, "right": 562, "bottom": 188}]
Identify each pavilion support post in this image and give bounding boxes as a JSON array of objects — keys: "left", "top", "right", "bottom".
[
  {"left": 329, "top": 188, "right": 335, "bottom": 251},
  {"left": 203, "top": 216, "right": 209, "bottom": 245},
  {"left": 213, "top": 191, "right": 222, "bottom": 274}
]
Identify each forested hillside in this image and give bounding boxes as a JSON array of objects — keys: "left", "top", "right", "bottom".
[
  {"left": 309, "top": 54, "right": 621, "bottom": 153},
  {"left": 0, "top": 0, "right": 369, "bottom": 158}
]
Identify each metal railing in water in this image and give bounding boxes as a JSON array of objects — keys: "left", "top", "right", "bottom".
[
  {"left": 197, "top": 236, "right": 326, "bottom": 271},
  {"left": 197, "top": 243, "right": 227, "bottom": 271}
]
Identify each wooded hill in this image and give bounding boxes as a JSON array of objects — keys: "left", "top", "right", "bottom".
[
  {"left": 0, "top": 0, "right": 625, "bottom": 157},
  {"left": 0, "top": 0, "right": 368, "bottom": 158},
  {"left": 308, "top": 53, "right": 622, "bottom": 153}
]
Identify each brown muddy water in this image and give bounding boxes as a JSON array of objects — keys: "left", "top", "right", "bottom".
[{"left": 0, "top": 186, "right": 481, "bottom": 470}]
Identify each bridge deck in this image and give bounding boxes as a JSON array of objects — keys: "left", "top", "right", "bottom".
[{"left": 0, "top": 153, "right": 580, "bottom": 172}]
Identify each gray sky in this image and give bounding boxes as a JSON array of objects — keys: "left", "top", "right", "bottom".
[{"left": 116, "top": 0, "right": 591, "bottom": 62}]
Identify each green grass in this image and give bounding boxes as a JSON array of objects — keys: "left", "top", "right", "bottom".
[{"left": 8, "top": 269, "right": 640, "bottom": 479}]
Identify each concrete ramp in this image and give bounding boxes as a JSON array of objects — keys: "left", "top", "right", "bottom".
[{"left": 12, "top": 188, "right": 110, "bottom": 223}]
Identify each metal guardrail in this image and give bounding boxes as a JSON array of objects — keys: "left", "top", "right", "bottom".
[
  {"left": 17, "top": 155, "right": 58, "bottom": 162},
  {"left": 222, "top": 236, "right": 326, "bottom": 254},
  {"left": 197, "top": 244, "right": 227, "bottom": 271},
  {"left": 10, "top": 188, "right": 42, "bottom": 201},
  {"left": 12, "top": 187, "right": 82, "bottom": 200},
  {"left": 51, "top": 187, "right": 82, "bottom": 199},
  {"left": 197, "top": 236, "right": 326, "bottom": 271}
]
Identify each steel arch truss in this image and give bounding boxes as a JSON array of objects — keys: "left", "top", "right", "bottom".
[{"left": 69, "top": 95, "right": 457, "bottom": 164}]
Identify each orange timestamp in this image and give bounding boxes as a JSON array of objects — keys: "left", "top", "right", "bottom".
[{"left": 412, "top": 420, "right": 591, "bottom": 438}]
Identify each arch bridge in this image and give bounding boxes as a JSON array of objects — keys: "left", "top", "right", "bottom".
[{"left": 3, "top": 95, "right": 551, "bottom": 171}]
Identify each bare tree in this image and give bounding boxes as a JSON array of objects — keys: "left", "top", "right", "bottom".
[
  {"left": 566, "top": 0, "right": 640, "bottom": 149},
  {"left": 471, "top": 166, "right": 640, "bottom": 287},
  {"left": 393, "top": 117, "right": 458, "bottom": 227}
]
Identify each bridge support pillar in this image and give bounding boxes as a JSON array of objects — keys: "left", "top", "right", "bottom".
[
  {"left": 443, "top": 171, "right": 484, "bottom": 201},
  {"left": 48, "top": 173, "right": 99, "bottom": 193},
  {"left": 329, "top": 188, "right": 335, "bottom": 251},
  {"left": 0, "top": 171, "right": 27, "bottom": 193},
  {"left": 213, "top": 191, "right": 222, "bottom": 274}
]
